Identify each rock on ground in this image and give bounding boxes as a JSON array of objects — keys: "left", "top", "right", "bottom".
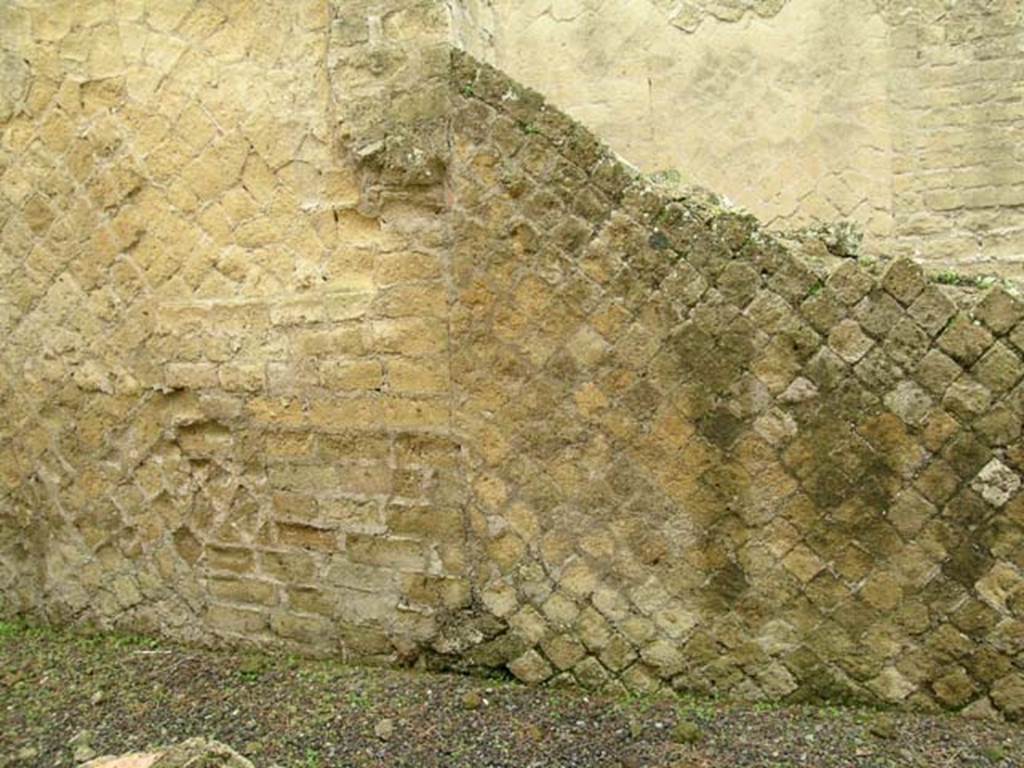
[{"left": 82, "top": 739, "right": 253, "bottom": 768}]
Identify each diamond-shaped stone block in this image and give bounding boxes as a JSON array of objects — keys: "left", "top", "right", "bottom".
[
  {"left": 881, "top": 258, "right": 926, "bottom": 305},
  {"left": 971, "top": 459, "right": 1021, "bottom": 508},
  {"left": 829, "top": 319, "right": 874, "bottom": 363}
]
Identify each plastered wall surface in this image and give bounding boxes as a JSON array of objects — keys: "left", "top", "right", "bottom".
[
  {"left": 1, "top": 0, "right": 1023, "bottom": 720},
  {"left": 453, "top": 0, "right": 1024, "bottom": 276}
]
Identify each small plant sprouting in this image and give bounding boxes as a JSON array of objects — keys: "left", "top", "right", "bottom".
[
  {"left": 348, "top": 689, "right": 371, "bottom": 710},
  {"left": 676, "top": 693, "right": 718, "bottom": 723},
  {"left": 933, "top": 269, "right": 974, "bottom": 286},
  {"left": 648, "top": 168, "right": 683, "bottom": 186}
]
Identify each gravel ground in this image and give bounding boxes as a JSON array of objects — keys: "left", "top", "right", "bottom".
[{"left": 0, "top": 622, "right": 1020, "bottom": 768}]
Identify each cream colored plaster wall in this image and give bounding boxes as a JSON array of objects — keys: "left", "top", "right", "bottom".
[{"left": 453, "top": 0, "right": 1024, "bottom": 276}]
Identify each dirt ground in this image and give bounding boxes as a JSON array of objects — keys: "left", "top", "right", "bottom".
[{"left": 0, "top": 621, "right": 1020, "bottom": 768}]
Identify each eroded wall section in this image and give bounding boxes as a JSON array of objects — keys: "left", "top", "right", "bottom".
[{"left": 0, "top": 0, "right": 468, "bottom": 660}]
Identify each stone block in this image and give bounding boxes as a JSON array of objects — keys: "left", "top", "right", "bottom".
[
  {"left": 976, "top": 288, "right": 1024, "bottom": 335},
  {"left": 205, "top": 604, "right": 267, "bottom": 635},
  {"left": 882, "top": 259, "right": 926, "bottom": 305},
  {"left": 938, "top": 316, "right": 994, "bottom": 366},
  {"left": 541, "top": 634, "right": 587, "bottom": 671},
  {"left": 206, "top": 546, "right": 255, "bottom": 575},
  {"left": 908, "top": 285, "right": 956, "bottom": 337},
  {"left": 990, "top": 674, "right": 1024, "bottom": 720},
  {"left": 207, "top": 573, "right": 278, "bottom": 606},
  {"left": 277, "top": 522, "right": 339, "bottom": 552},
  {"left": 972, "top": 342, "right": 1023, "bottom": 393},
  {"left": 165, "top": 362, "right": 218, "bottom": 389},
  {"left": 914, "top": 349, "right": 963, "bottom": 395},
  {"left": 320, "top": 359, "right": 383, "bottom": 390},
  {"left": 508, "top": 649, "right": 554, "bottom": 684},
  {"left": 261, "top": 550, "right": 318, "bottom": 583},
  {"left": 271, "top": 611, "right": 333, "bottom": 644},
  {"left": 347, "top": 534, "right": 427, "bottom": 572}
]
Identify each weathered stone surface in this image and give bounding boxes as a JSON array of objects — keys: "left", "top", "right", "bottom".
[
  {"left": 82, "top": 739, "right": 252, "bottom": 768},
  {"left": 971, "top": 460, "right": 1022, "bottom": 508},
  {"left": 83, "top": 754, "right": 160, "bottom": 768},
  {"left": 442, "top": 51, "right": 1024, "bottom": 719},
  {"left": 0, "top": 0, "right": 1022, "bottom": 724}
]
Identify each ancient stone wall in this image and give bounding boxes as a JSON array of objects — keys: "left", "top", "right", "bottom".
[
  {"left": 454, "top": 0, "right": 1024, "bottom": 277},
  {"left": 1, "top": 0, "right": 1022, "bottom": 720},
  {"left": 0, "top": 0, "right": 466, "bottom": 659},
  {"left": 447, "top": 52, "right": 1024, "bottom": 717}
]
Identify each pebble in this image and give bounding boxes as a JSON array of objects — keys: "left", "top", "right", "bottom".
[
  {"left": 869, "top": 714, "right": 898, "bottom": 740},
  {"left": 69, "top": 730, "right": 97, "bottom": 762},
  {"left": 673, "top": 719, "right": 703, "bottom": 745},
  {"left": 73, "top": 743, "right": 97, "bottom": 763},
  {"left": 69, "top": 731, "right": 93, "bottom": 748}
]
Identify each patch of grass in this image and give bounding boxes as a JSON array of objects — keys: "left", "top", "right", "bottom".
[
  {"left": 296, "top": 660, "right": 346, "bottom": 685},
  {"left": 347, "top": 689, "right": 371, "bottom": 710},
  {"left": 982, "top": 744, "right": 1007, "bottom": 763},
  {"left": 0, "top": 619, "right": 23, "bottom": 639},
  {"left": 934, "top": 269, "right": 978, "bottom": 287},
  {"left": 930, "top": 269, "right": 1008, "bottom": 291},
  {"left": 818, "top": 703, "right": 853, "bottom": 720},
  {"left": 477, "top": 666, "right": 517, "bottom": 686},
  {"left": 238, "top": 654, "right": 270, "bottom": 682},
  {"left": 673, "top": 718, "right": 703, "bottom": 744},
  {"left": 675, "top": 693, "right": 718, "bottom": 724},
  {"left": 109, "top": 632, "right": 161, "bottom": 650},
  {"left": 614, "top": 689, "right": 660, "bottom": 715}
]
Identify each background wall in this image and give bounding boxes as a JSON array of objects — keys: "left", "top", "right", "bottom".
[{"left": 452, "top": 0, "right": 1024, "bottom": 277}]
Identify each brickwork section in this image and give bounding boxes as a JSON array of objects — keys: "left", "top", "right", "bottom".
[
  {"left": 0, "top": 0, "right": 466, "bottom": 661},
  {"left": 0, "top": 1, "right": 1022, "bottom": 720},
  {"left": 448, "top": 53, "right": 1024, "bottom": 717},
  {"left": 888, "top": 2, "right": 1024, "bottom": 275}
]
